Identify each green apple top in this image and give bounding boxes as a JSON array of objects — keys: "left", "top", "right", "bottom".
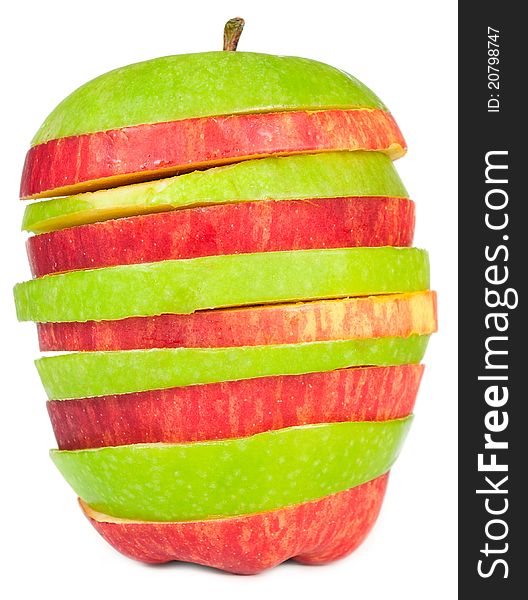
[{"left": 32, "top": 52, "right": 387, "bottom": 145}]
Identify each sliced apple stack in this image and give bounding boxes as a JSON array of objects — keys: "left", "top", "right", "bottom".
[{"left": 14, "top": 18, "right": 437, "bottom": 574}]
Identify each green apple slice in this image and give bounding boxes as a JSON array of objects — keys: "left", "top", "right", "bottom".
[
  {"left": 33, "top": 52, "right": 387, "bottom": 145},
  {"left": 36, "top": 334, "right": 429, "bottom": 400},
  {"left": 50, "top": 417, "right": 412, "bottom": 521},
  {"left": 22, "top": 151, "right": 407, "bottom": 233},
  {"left": 14, "top": 247, "right": 429, "bottom": 323}
]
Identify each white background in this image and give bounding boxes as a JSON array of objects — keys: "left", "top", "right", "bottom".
[{"left": 0, "top": 1, "right": 457, "bottom": 598}]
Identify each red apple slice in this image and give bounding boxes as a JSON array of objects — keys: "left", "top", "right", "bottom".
[
  {"left": 47, "top": 364, "right": 422, "bottom": 450},
  {"left": 38, "top": 291, "right": 436, "bottom": 352},
  {"left": 21, "top": 109, "right": 405, "bottom": 199},
  {"left": 27, "top": 196, "right": 414, "bottom": 277},
  {"left": 80, "top": 473, "right": 388, "bottom": 574}
]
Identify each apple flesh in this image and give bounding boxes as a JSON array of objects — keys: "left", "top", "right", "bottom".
[
  {"left": 80, "top": 474, "right": 388, "bottom": 574},
  {"left": 38, "top": 291, "right": 436, "bottom": 351},
  {"left": 21, "top": 109, "right": 406, "bottom": 199},
  {"left": 37, "top": 334, "right": 429, "bottom": 400},
  {"left": 48, "top": 364, "right": 422, "bottom": 450},
  {"left": 27, "top": 196, "right": 415, "bottom": 277},
  {"left": 21, "top": 151, "right": 408, "bottom": 233},
  {"left": 31, "top": 52, "right": 387, "bottom": 146},
  {"left": 15, "top": 247, "right": 429, "bottom": 323},
  {"left": 50, "top": 418, "right": 411, "bottom": 521}
]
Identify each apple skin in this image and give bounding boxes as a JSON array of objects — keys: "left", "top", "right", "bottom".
[
  {"left": 38, "top": 291, "right": 435, "bottom": 352},
  {"left": 81, "top": 473, "right": 388, "bottom": 574},
  {"left": 48, "top": 364, "right": 422, "bottom": 450},
  {"left": 37, "top": 335, "right": 429, "bottom": 400},
  {"left": 51, "top": 419, "right": 410, "bottom": 521},
  {"left": 27, "top": 196, "right": 415, "bottom": 277},
  {"left": 15, "top": 247, "right": 430, "bottom": 323},
  {"left": 21, "top": 152, "right": 408, "bottom": 234},
  {"left": 21, "top": 109, "right": 405, "bottom": 199},
  {"left": 31, "top": 52, "right": 387, "bottom": 146}
]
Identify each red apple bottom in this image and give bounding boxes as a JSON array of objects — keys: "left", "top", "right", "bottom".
[{"left": 81, "top": 473, "right": 388, "bottom": 575}]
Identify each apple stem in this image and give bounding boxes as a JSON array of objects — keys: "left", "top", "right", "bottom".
[{"left": 223, "top": 17, "right": 245, "bottom": 51}]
